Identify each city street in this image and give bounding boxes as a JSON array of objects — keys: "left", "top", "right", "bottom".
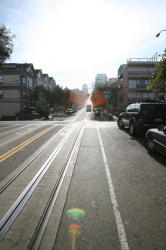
[{"left": 0, "top": 109, "right": 166, "bottom": 250}]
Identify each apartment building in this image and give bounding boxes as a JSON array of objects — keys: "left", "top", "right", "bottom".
[
  {"left": 35, "top": 70, "right": 56, "bottom": 89},
  {"left": 48, "top": 77, "right": 56, "bottom": 89},
  {"left": 0, "top": 63, "right": 56, "bottom": 119},
  {"left": 0, "top": 63, "right": 36, "bottom": 118},
  {"left": 35, "top": 69, "right": 44, "bottom": 87},
  {"left": 117, "top": 57, "right": 160, "bottom": 110}
]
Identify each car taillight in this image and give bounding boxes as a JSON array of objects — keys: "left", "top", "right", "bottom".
[{"left": 137, "top": 114, "right": 144, "bottom": 120}]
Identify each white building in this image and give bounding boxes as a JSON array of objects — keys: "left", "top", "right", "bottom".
[{"left": 82, "top": 83, "right": 88, "bottom": 93}]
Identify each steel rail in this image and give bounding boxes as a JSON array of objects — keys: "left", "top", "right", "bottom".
[
  {"left": 76, "top": 110, "right": 86, "bottom": 121},
  {"left": 0, "top": 124, "right": 70, "bottom": 193},
  {"left": 27, "top": 124, "right": 84, "bottom": 250},
  {"left": 0, "top": 123, "right": 79, "bottom": 240}
]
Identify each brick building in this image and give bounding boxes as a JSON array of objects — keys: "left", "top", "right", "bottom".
[{"left": 117, "top": 56, "right": 164, "bottom": 110}]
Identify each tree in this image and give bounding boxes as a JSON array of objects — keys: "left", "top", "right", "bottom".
[
  {"left": 31, "top": 85, "right": 71, "bottom": 111},
  {"left": 0, "top": 25, "right": 15, "bottom": 64},
  {"left": 148, "top": 48, "right": 166, "bottom": 93}
]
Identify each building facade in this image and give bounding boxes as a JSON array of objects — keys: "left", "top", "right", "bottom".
[
  {"left": 82, "top": 83, "right": 88, "bottom": 94},
  {"left": 95, "top": 74, "right": 107, "bottom": 88},
  {"left": 117, "top": 57, "right": 162, "bottom": 110},
  {"left": 0, "top": 63, "right": 56, "bottom": 119}
]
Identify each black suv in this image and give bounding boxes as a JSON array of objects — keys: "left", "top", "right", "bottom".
[{"left": 117, "top": 102, "right": 166, "bottom": 136}]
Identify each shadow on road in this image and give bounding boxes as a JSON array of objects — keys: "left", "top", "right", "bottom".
[
  {"left": 126, "top": 130, "right": 166, "bottom": 167},
  {"left": 90, "top": 113, "right": 116, "bottom": 122}
]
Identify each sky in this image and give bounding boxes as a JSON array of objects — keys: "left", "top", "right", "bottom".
[{"left": 1, "top": 0, "right": 166, "bottom": 90}]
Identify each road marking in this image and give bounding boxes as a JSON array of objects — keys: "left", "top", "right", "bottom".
[
  {"left": 0, "top": 123, "right": 79, "bottom": 240},
  {"left": 0, "top": 125, "right": 55, "bottom": 163},
  {"left": 97, "top": 127, "right": 129, "bottom": 250}
]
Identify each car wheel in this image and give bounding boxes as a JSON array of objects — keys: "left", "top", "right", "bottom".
[
  {"left": 129, "top": 122, "right": 136, "bottom": 136},
  {"left": 117, "top": 118, "right": 124, "bottom": 129},
  {"left": 146, "top": 135, "right": 156, "bottom": 153}
]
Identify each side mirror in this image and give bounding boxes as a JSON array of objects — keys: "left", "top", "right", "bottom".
[{"left": 118, "top": 112, "right": 124, "bottom": 117}]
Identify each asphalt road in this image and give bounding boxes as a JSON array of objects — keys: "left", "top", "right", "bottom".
[{"left": 0, "top": 109, "right": 166, "bottom": 250}]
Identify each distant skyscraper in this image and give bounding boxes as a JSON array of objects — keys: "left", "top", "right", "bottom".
[
  {"left": 82, "top": 83, "right": 88, "bottom": 93},
  {"left": 95, "top": 74, "right": 107, "bottom": 87}
]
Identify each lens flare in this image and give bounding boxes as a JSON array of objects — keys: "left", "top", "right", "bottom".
[
  {"left": 67, "top": 208, "right": 85, "bottom": 220},
  {"left": 90, "top": 89, "right": 106, "bottom": 105},
  {"left": 70, "top": 90, "right": 89, "bottom": 104},
  {"left": 68, "top": 223, "right": 81, "bottom": 233},
  {"left": 68, "top": 224, "right": 81, "bottom": 250}
]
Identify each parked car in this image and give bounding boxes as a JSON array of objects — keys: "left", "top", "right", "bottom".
[
  {"left": 15, "top": 111, "right": 41, "bottom": 120},
  {"left": 94, "top": 108, "right": 101, "bottom": 116},
  {"left": 107, "top": 111, "right": 113, "bottom": 120},
  {"left": 145, "top": 126, "right": 166, "bottom": 156},
  {"left": 65, "top": 108, "right": 73, "bottom": 115},
  {"left": 117, "top": 102, "right": 166, "bottom": 136}
]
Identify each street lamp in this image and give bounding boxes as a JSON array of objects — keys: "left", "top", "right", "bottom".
[{"left": 156, "top": 29, "right": 166, "bottom": 37}]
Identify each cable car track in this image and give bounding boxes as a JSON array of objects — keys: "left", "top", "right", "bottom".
[
  {"left": 0, "top": 124, "right": 70, "bottom": 193},
  {"left": 0, "top": 123, "right": 84, "bottom": 244},
  {"left": 28, "top": 126, "right": 84, "bottom": 250}
]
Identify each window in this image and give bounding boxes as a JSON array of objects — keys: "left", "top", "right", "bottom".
[
  {"left": 128, "top": 67, "right": 136, "bottom": 72},
  {"left": 21, "top": 77, "right": 27, "bottom": 85},
  {"left": 138, "top": 80, "right": 149, "bottom": 85},
  {"left": 128, "top": 92, "right": 151, "bottom": 99},
  {"left": 2, "top": 64, "right": 16, "bottom": 69},
  {"left": 128, "top": 92, "right": 137, "bottom": 98},
  {"left": 128, "top": 80, "right": 137, "bottom": 88},
  {"left": 142, "top": 93, "right": 148, "bottom": 98},
  {"left": 149, "top": 93, "right": 155, "bottom": 99},
  {"left": 139, "top": 79, "right": 145, "bottom": 84},
  {"left": 129, "top": 79, "right": 150, "bottom": 88},
  {"left": 22, "top": 90, "right": 26, "bottom": 98},
  {"left": 27, "top": 78, "right": 33, "bottom": 87},
  {"left": 128, "top": 66, "right": 155, "bottom": 72},
  {"left": 149, "top": 67, "right": 155, "bottom": 72},
  {"left": 137, "top": 93, "right": 144, "bottom": 98}
]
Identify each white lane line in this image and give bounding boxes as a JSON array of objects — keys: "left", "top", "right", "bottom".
[{"left": 97, "top": 127, "right": 129, "bottom": 250}]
